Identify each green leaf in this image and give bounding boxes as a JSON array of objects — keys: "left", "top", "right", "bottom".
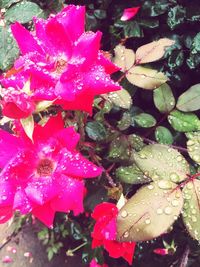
[
  {"left": 182, "top": 180, "right": 200, "bottom": 241},
  {"left": 168, "top": 50, "right": 184, "bottom": 70},
  {"left": 177, "top": 84, "right": 200, "bottom": 112},
  {"left": 107, "top": 89, "right": 132, "bottom": 109},
  {"left": 127, "top": 134, "right": 145, "bottom": 152},
  {"left": 153, "top": 83, "right": 175, "bottom": 113},
  {"left": 0, "top": 0, "right": 19, "bottom": 8},
  {"left": 167, "top": 5, "right": 186, "bottom": 30},
  {"left": 155, "top": 126, "right": 173, "bottom": 145},
  {"left": 117, "top": 181, "right": 183, "bottom": 242},
  {"left": 187, "top": 133, "right": 200, "bottom": 164},
  {"left": 192, "top": 32, "right": 200, "bottom": 52},
  {"left": 0, "top": 25, "right": 19, "bottom": 71},
  {"left": 123, "top": 21, "right": 144, "bottom": 38},
  {"left": 116, "top": 164, "right": 152, "bottom": 184},
  {"left": 5, "top": 1, "right": 44, "bottom": 24},
  {"left": 135, "top": 38, "right": 175, "bottom": 64},
  {"left": 134, "top": 144, "right": 189, "bottom": 183},
  {"left": 134, "top": 113, "right": 156, "bottom": 128},
  {"left": 108, "top": 136, "right": 132, "bottom": 163},
  {"left": 126, "top": 66, "right": 168, "bottom": 90},
  {"left": 20, "top": 115, "right": 34, "bottom": 142},
  {"left": 168, "top": 110, "right": 200, "bottom": 132},
  {"left": 113, "top": 44, "right": 135, "bottom": 72},
  {"left": 85, "top": 121, "right": 107, "bottom": 141},
  {"left": 117, "top": 112, "right": 132, "bottom": 130}
]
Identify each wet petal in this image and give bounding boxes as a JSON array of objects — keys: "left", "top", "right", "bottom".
[
  {"left": 0, "top": 129, "right": 23, "bottom": 167},
  {"left": 11, "top": 22, "right": 44, "bottom": 55},
  {"left": 57, "top": 149, "right": 102, "bottom": 178}
]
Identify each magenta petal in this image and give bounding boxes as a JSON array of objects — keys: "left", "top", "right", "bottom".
[
  {"left": 72, "top": 31, "right": 102, "bottom": 69},
  {"left": 102, "top": 218, "right": 117, "bottom": 240},
  {"left": 46, "top": 18, "right": 72, "bottom": 56},
  {"left": 13, "top": 188, "right": 32, "bottom": 214},
  {"left": 57, "top": 5, "right": 85, "bottom": 41},
  {"left": 0, "top": 181, "right": 15, "bottom": 207},
  {"left": 55, "top": 80, "right": 76, "bottom": 101},
  {"left": 0, "top": 129, "right": 23, "bottom": 168},
  {"left": 32, "top": 202, "right": 55, "bottom": 227},
  {"left": 11, "top": 22, "right": 44, "bottom": 55},
  {"left": 33, "top": 113, "right": 64, "bottom": 142},
  {"left": 25, "top": 177, "right": 59, "bottom": 205},
  {"left": 55, "top": 127, "right": 80, "bottom": 150},
  {"left": 97, "top": 52, "right": 121, "bottom": 74},
  {"left": 120, "top": 7, "right": 140, "bottom": 21},
  {"left": 0, "top": 207, "right": 13, "bottom": 223},
  {"left": 83, "top": 65, "right": 121, "bottom": 95},
  {"left": 57, "top": 149, "right": 102, "bottom": 178},
  {"left": 51, "top": 176, "right": 84, "bottom": 215}
]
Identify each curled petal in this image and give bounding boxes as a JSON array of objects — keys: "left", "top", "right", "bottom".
[{"left": 120, "top": 7, "right": 140, "bottom": 21}]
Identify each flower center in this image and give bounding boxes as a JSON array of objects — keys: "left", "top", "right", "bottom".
[
  {"left": 37, "top": 158, "right": 54, "bottom": 177},
  {"left": 55, "top": 58, "right": 67, "bottom": 74}
]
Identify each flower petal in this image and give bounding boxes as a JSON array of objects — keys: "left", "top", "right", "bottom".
[
  {"left": 51, "top": 176, "right": 84, "bottom": 215},
  {"left": 0, "top": 129, "right": 23, "bottom": 168},
  {"left": 32, "top": 202, "right": 55, "bottom": 228},
  {"left": 46, "top": 18, "right": 72, "bottom": 56},
  {"left": 11, "top": 22, "right": 44, "bottom": 55},
  {"left": 57, "top": 5, "right": 85, "bottom": 41},
  {"left": 120, "top": 7, "right": 140, "bottom": 21},
  {"left": 57, "top": 149, "right": 102, "bottom": 178}
]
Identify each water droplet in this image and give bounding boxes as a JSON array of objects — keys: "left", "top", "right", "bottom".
[
  {"left": 187, "top": 182, "right": 193, "bottom": 189},
  {"left": 172, "top": 199, "right": 179, "bottom": 207},
  {"left": 176, "top": 156, "right": 182, "bottom": 162},
  {"left": 170, "top": 173, "right": 179, "bottom": 183},
  {"left": 164, "top": 207, "right": 172, "bottom": 215},
  {"left": 158, "top": 180, "right": 172, "bottom": 189},
  {"left": 192, "top": 216, "right": 197, "bottom": 223},
  {"left": 156, "top": 208, "right": 163, "bottom": 215},
  {"left": 145, "top": 218, "right": 151, "bottom": 225},
  {"left": 123, "top": 231, "right": 129, "bottom": 238},
  {"left": 148, "top": 184, "right": 154, "bottom": 190},
  {"left": 121, "top": 210, "right": 128, "bottom": 218}
]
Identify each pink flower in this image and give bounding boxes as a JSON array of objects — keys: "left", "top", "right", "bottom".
[
  {"left": 0, "top": 114, "right": 102, "bottom": 227},
  {"left": 120, "top": 7, "right": 140, "bottom": 21},
  {"left": 91, "top": 202, "right": 136, "bottom": 265},
  {"left": 90, "top": 259, "right": 108, "bottom": 267},
  {"left": 1, "top": 5, "right": 120, "bottom": 118}
]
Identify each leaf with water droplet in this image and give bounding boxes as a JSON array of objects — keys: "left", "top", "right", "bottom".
[
  {"left": 5, "top": 1, "right": 45, "bottom": 24},
  {"left": 135, "top": 38, "right": 175, "bottom": 64},
  {"left": 117, "top": 181, "right": 183, "bottom": 242},
  {"left": 134, "top": 144, "right": 189, "bottom": 183},
  {"left": 187, "top": 133, "right": 200, "bottom": 164},
  {"left": 108, "top": 135, "right": 133, "bottom": 163},
  {"left": 168, "top": 110, "right": 200, "bottom": 132},
  {"left": 134, "top": 113, "right": 156, "bottom": 128},
  {"left": 126, "top": 66, "right": 168, "bottom": 90},
  {"left": 107, "top": 89, "right": 132, "bottom": 109},
  {"left": 177, "top": 84, "right": 200, "bottom": 112},
  {"left": 155, "top": 126, "right": 173, "bottom": 145},
  {"left": 116, "top": 164, "right": 152, "bottom": 184},
  {"left": 20, "top": 115, "right": 34, "bottom": 142},
  {"left": 0, "top": 25, "right": 19, "bottom": 71},
  {"left": 153, "top": 83, "right": 175, "bottom": 113},
  {"left": 182, "top": 179, "right": 200, "bottom": 241},
  {"left": 113, "top": 44, "right": 135, "bottom": 72},
  {"left": 85, "top": 121, "right": 107, "bottom": 141},
  {"left": 127, "top": 134, "right": 145, "bottom": 151}
]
